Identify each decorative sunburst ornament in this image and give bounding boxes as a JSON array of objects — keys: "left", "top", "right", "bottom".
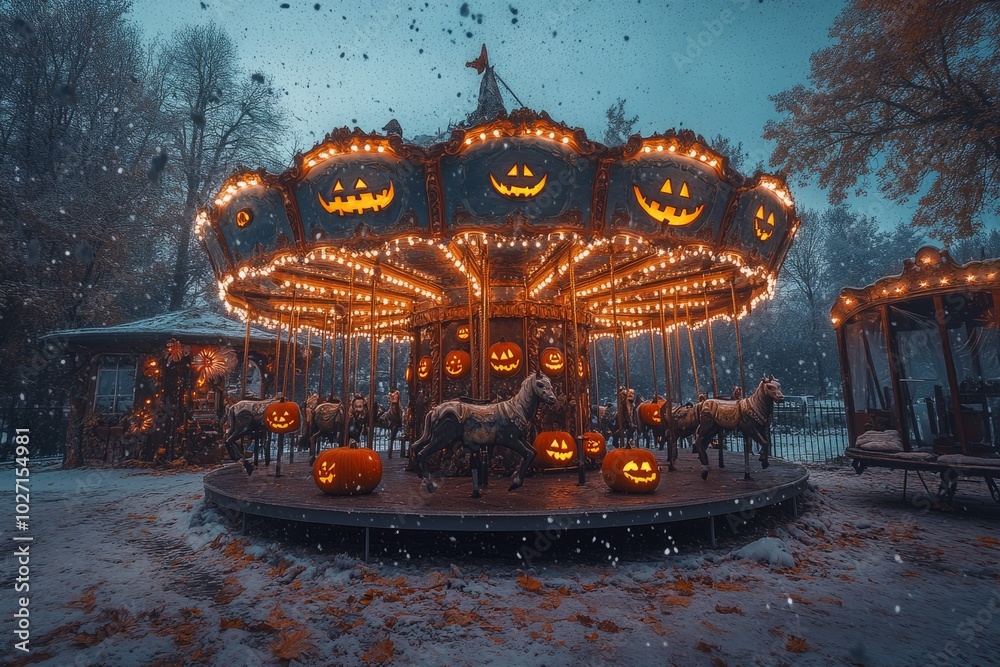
[
  {"left": 164, "top": 338, "right": 190, "bottom": 364},
  {"left": 190, "top": 346, "right": 237, "bottom": 383},
  {"left": 128, "top": 408, "right": 154, "bottom": 435}
]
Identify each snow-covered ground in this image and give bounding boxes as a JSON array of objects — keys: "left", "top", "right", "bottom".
[{"left": 3, "top": 461, "right": 999, "bottom": 666}]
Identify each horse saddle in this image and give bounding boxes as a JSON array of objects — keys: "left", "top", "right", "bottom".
[
  {"left": 711, "top": 400, "right": 741, "bottom": 429},
  {"left": 314, "top": 403, "right": 342, "bottom": 424},
  {"left": 457, "top": 396, "right": 495, "bottom": 405}
]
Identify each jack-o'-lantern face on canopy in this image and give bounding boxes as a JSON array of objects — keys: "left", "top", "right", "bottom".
[
  {"left": 488, "top": 339, "right": 522, "bottom": 377},
  {"left": 443, "top": 349, "right": 471, "bottom": 380},
  {"left": 417, "top": 355, "right": 433, "bottom": 381},
  {"left": 754, "top": 205, "right": 776, "bottom": 241},
  {"left": 539, "top": 347, "right": 564, "bottom": 377},
  {"left": 456, "top": 324, "right": 471, "bottom": 342},
  {"left": 490, "top": 164, "right": 547, "bottom": 199},
  {"left": 317, "top": 175, "right": 395, "bottom": 216},
  {"left": 633, "top": 176, "right": 706, "bottom": 227}
]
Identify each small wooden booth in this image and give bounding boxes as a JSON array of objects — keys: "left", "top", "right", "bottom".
[{"left": 49, "top": 310, "right": 277, "bottom": 466}]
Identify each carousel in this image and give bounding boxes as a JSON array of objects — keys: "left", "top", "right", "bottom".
[{"left": 199, "top": 52, "right": 809, "bottom": 556}]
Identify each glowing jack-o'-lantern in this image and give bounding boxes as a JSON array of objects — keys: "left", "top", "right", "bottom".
[
  {"left": 489, "top": 164, "right": 547, "bottom": 199},
  {"left": 317, "top": 176, "right": 395, "bottom": 216},
  {"left": 754, "top": 205, "right": 776, "bottom": 241},
  {"left": 602, "top": 446, "right": 660, "bottom": 493},
  {"left": 416, "top": 356, "right": 433, "bottom": 382},
  {"left": 456, "top": 324, "right": 471, "bottom": 342},
  {"left": 488, "top": 339, "right": 522, "bottom": 377},
  {"left": 539, "top": 347, "right": 565, "bottom": 377},
  {"left": 577, "top": 358, "right": 588, "bottom": 379},
  {"left": 443, "top": 349, "right": 471, "bottom": 380},
  {"left": 312, "top": 441, "right": 383, "bottom": 495},
  {"left": 264, "top": 400, "right": 301, "bottom": 434},
  {"left": 633, "top": 177, "right": 706, "bottom": 227},
  {"left": 533, "top": 431, "right": 577, "bottom": 468},
  {"left": 583, "top": 432, "right": 607, "bottom": 460},
  {"left": 235, "top": 208, "right": 253, "bottom": 228},
  {"left": 638, "top": 398, "right": 666, "bottom": 427}
]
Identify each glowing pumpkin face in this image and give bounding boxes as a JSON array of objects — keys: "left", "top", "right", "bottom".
[
  {"left": 417, "top": 356, "right": 433, "bottom": 382},
  {"left": 264, "top": 400, "right": 301, "bottom": 434},
  {"left": 490, "top": 164, "right": 547, "bottom": 199},
  {"left": 443, "top": 349, "right": 471, "bottom": 380},
  {"left": 638, "top": 398, "right": 666, "bottom": 427},
  {"left": 488, "top": 340, "right": 522, "bottom": 377},
  {"left": 532, "top": 431, "right": 576, "bottom": 468},
  {"left": 754, "top": 205, "right": 776, "bottom": 241},
  {"left": 602, "top": 447, "right": 660, "bottom": 493},
  {"left": 583, "top": 432, "right": 607, "bottom": 460},
  {"left": 633, "top": 177, "right": 706, "bottom": 227},
  {"left": 235, "top": 208, "right": 253, "bottom": 228},
  {"left": 317, "top": 175, "right": 395, "bottom": 216},
  {"left": 577, "top": 359, "right": 588, "bottom": 379},
  {"left": 540, "top": 347, "right": 564, "bottom": 377},
  {"left": 456, "top": 324, "right": 471, "bottom": 342},
  {"left": 312, "top": 441, "right": 383, "bottom": 495}
]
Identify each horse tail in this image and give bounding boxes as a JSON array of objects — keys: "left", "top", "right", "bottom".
[{"left": 410, "top": 410, "right": 435, "bottom": 455}]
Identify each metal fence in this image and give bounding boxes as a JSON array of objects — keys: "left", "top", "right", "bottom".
[
  {"left": 0, "top": 406, "right": 69, "bottom": 461},
  {"left": 769, "top": 401, "right": 849, "bottom": 463}
]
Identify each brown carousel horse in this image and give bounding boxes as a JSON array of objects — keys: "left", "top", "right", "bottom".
[
  {"left": 691, "top": 375, "right": 784, "bottom": 480},
  {"left": 658, "top": 400, "right": 701, "bottom": 472},
  {"left": 377, "top": 389, "right": 404, "bottom": 457},
  {"left": 411, "top": 371, "right": 556, "bottom": 498},
  {"left": 299, "top": 394, "right": 344, "bottom": 464},
  {"left": 223, "top": 397, "right": 278, "bottom": 475}
]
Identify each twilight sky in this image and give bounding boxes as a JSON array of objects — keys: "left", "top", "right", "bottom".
[{"left": 129, "top": 0, "right": 913, "bottom": 226}]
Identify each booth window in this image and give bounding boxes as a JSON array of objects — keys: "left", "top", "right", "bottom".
[
  {"left": 890, "top": 297, "right": 949, "bottom": 449},
  {"left": 94, "top": 355, "right": 137, "bottom": 414}
]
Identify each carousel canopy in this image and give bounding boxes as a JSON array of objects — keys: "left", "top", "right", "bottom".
[
  {"left": 195, "top": 108, "right": 799, "bottom": 337},
  {"left": 45, "top": 309, "right": 278, "bottom": 347}
]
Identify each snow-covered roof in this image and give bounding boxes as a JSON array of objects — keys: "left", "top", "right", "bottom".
[{"left": 45, "top": 309, "right": 278, "bottom": 347}]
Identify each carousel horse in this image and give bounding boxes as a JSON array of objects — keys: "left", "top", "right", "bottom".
[
  {"left": 377, "top": 389, "right": 404, "bottom": 457},
  {"left": 411, "top": 371, "right": 556, "bottom": 498},
  {"left": 223, "top": 397, "right": 278, "bottom": 476},
  {"left": 691, "top": 375, "right": 784, "bottom": 480},
  {"left": 658, "top": 400, "right": 701, "bottom": 471},
  {"left": 300, "top": 395, "right": 344, "bottom": 464},
  {"left": 593, "top": 402, "right": 615, "bottom": 437},
  {"left": 611, "top": 387, "right": 638, "bottom": 448}
]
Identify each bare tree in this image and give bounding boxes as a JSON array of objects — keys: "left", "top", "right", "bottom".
[
  {"left": 603, "top": 98, "right": 638, "bottom": 146},
  {"left": 158, "top": 23, "right": 286, "bottom": 310}
]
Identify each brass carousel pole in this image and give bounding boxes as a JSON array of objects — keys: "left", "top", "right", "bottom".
[
  {"left": 241, "top": 315, "right": 251, "bottom": 398},
  {"left": 687, "top": 318, "right": 701, "bottom": 399},
  {"left": 341, "top": 269, "right": 355, "bottom": 445},
  {"left": 609, "top": 244, "right": 623, "bottom": 437},
  {"left": 467, "top": 260, "right": 478, "bottom": 399},
  {"left": 480, "top": 240, "right": 490, "bottom": 399},
  {"left": 673, "top": 291, "right": 683, "bottom": 403},
  {"left": 368, "top": 266, "right": 380, "bottom": 450},
  {"left": 730, "top": 282, "right": 746, "bottom": 396},
  {"left": 648, "top": 320, "right": 658, "bottom": 398},
  {"left": 658, "top": 290, "right": 674, "bottom": 455},
  {"left": 303, "top": 326, "right": 311, "bottom": 398},
  {"left": 352, "top": 329, "right": 360, "bottom": 395},
  {"left": 287, "top": 309, "right": 298, "bottom": 465},
  {"left": 704, "top": 298, "right": 719, "bottom": 398},
  {"left": 317, "top": 314, "right": 328, "bottom": 401},
  {"left": 568, "top": 237, "right": 586, "bottom": 484}
]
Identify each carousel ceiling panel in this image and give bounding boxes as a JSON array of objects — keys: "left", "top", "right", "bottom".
[
  {"left": 605, "top": 139, "right": 734, "bottom": 242},
  {"left": 293, "top": 152, "right": 428, "bottom": 243},
  {"left": 213, "top": 176, "right": 296, "bottom": 264},
  {"left": 441, "top": 135, "right": 596, "bottom": 229},
  {"left": 725, "top": 176, "right": 797, "bottom": 271}
]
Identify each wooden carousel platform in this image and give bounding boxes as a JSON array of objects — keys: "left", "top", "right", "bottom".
[{"left": 204, "top": 450, "right": 809, "bottom": 546}]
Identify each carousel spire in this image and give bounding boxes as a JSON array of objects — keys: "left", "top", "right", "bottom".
[{"left": 465, "top": 44, "right": 507, "bottom": 126}]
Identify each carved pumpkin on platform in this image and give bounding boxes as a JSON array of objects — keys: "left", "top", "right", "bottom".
[
  {"left": 583, "top": 432, "right": 607, "bottom": 460},
  {"left": 490, "top": 164, "right": 547, "bottom": 199},
  {"left": 317, "top": 175, "right": 395, "bottom": 216},
  {"left": 633, "top": 175, "right": 706, "bottom": 227},
  {"left": 539, "top": 347, "right": 565, "bottom": 377},
  {"left": 456, "top": 324, "right": 471, "bottom": 342},
  {"left": 264, "top": 400, "right": 301, "bottom": 434},
  {"left": 602, "top": 446, "right": 660, "bottom": 493},
  {"left": 312, "top": 441, "right": 383, "bottom": 495},
  {"left": 533, "top": 430, "right": 577, "bottom": 468},
  {"left": 638, "top": 398, "right": 666, "bottom": 427},
  {"left": 488, "top": 339, "right": 522, "bottom": 377},
  {"left": 754, "top": 204, "right": 776, "bottom": 241},
  {"left": 417, "top": 355, "right": 433, "bottom": 382},
  {"left": 443, "top": 349, "right": 471, "bottom": 380}
]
